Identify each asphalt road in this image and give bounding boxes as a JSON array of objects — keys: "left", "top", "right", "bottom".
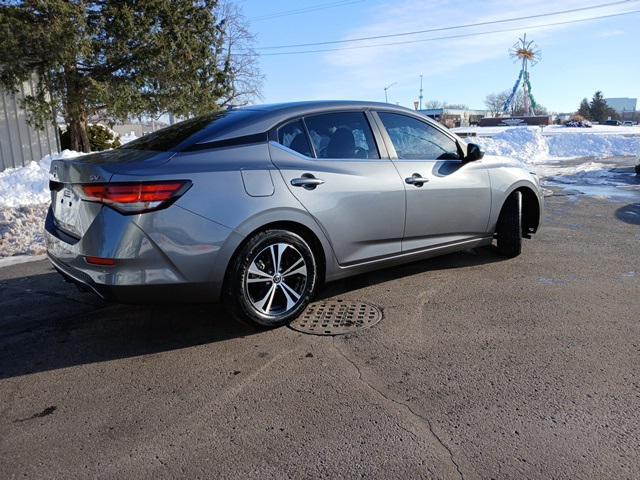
[{"left": 1, "top": 193, "right": 639, "bottom": 479}]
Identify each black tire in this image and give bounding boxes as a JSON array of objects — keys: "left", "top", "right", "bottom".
[
  {"left": 496, "top": 191, "right": 522, "bottom": 258},
  {"left": 224, "top": 229, "right": 318, "bottom": 328}
]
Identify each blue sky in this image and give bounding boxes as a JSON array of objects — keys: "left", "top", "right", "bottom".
[{"left": 237, "top": 0, "right": 640, "bottom": 112}]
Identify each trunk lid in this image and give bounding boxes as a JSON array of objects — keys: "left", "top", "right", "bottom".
[{"left": 49, "top": 149, "right": 174, "bottom": 239}]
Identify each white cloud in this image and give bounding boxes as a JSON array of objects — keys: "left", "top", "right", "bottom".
[
  {"left": 307, "top": 0, "right": 635, "bottom": 102},
  {"left": 597, "top": 29, "right": 625, "bottom": 37}
]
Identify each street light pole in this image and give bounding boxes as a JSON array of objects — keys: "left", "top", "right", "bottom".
[{"left": 384, "top": 82, "right": 397, "bottom": 104}]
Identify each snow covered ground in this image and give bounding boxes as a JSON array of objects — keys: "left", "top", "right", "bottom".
[
  {"left": 464, "top": 127, "right": 640, "bottom": 200},
  {"left": 0, "top": 150, "right": 83, "bottom": 258},
  {"left": 0, "top": 127, "right": 639, "bottom": 260},
  {"left": 0, "top": 149, "right": 84, "bottom": 207},
  {"left": 461, "top": 127, "right": 640, "bottom": 163},
  {"left": 452, "top": 124, "right": 640, "bottom": 137}
]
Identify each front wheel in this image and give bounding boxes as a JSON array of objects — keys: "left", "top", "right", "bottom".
[
  {"left": 495, "top": 191, "right": 522, "bottom": 258},
  {"left": 224, "top": 229, "right": 318, "bottom": 327}
]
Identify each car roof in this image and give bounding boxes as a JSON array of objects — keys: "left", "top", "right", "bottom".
[
  {"left": 192, "top": 101, "right": 425, "bottom": 144},
  {"left": 239, "top": 100, "right": 409, "bottom": 114}
]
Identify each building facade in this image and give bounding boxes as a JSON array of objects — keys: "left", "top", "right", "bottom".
[
  {"left": 111, "top": 120, "right": 169, "bottom": 139},
  {"left": 418, "top": 108, "right": 490, "bottom": 128},
  {"left": 605, "top": 97, "right": 637, "bottom": 119},
  {"left": 0, "top": 79, "right": 59, "bottom": 172}
]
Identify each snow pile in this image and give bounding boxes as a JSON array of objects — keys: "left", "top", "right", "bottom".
[
  {"left": 469, "top": 128, "right": 640, "bottom": 200},
  {"left": 0, "top": 150, "right": 83, "bottom": 208},
  {"left": 547, "top": 133, "right": 640, "bottom": 159},
  {"left": 453, "top": 124, "right": 640, "bottom": 137},
  {"left": 0, "top": 204, "right": 50, "bottom": 256},
  {"left": 473, "top": 128, "right": 549, "bottom": 163},
  {"left": 472, "top": 127, "right": 640, "bottom": 163},
  {"left": 0, "top": 150, "right": 82, "bottom": 258}
]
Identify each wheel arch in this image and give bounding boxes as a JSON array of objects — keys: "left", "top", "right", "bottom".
[
  {"left": 497, "top": 183, "right": 541, "bottom": 236},
  {"left": 218, "top": 211, "right": 333, "bottom": 300},
  {"left": 242, "top": 220, "right": 327, "bottom": 283}
]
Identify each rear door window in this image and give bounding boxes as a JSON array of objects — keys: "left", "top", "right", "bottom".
[
  {"left": 304, "top": 112, "right": 380, "bottom": 159},
  {"left": 277, "top": 119, "right": 312, "bottom": 157},
  {"left": 378, "top": 112, "right": 460, "bottom": 160}
]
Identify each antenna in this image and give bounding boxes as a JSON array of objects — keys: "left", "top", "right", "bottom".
[{"left": 419, "top": 75, "right": 423, "bottom": 110}]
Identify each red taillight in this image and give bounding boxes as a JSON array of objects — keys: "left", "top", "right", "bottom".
[
  {"left": 85, "top": 256, "right": 116, "bottom": 266},
  {"left": 81, "top": 181, "right": 190, "bottom": 214}
]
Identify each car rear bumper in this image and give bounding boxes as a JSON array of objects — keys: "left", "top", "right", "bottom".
[
  {"left": 44, "top": 205, "right": 233, "bottom": 303},
  {"left": 46, "top": 251, "right": 213, "bottom": 303}
]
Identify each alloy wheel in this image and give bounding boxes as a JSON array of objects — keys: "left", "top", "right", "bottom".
[{"left": 244, "top": 242, "right": 308, "bottom": 316}]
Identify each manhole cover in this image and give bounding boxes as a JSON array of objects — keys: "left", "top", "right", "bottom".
[{"left": 289, "top": 300, "right": 382, "bottom": 336}]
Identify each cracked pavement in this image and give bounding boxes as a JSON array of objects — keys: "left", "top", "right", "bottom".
[{"left": 1, "top": 193, "right": 639, "bottom": 479}]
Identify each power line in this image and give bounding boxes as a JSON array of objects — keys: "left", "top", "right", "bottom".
[
  {"left": 250, "top": 0, "right": 365, "bottom": 22},
  {"left": 239, "top": 9, "right": 640, "bottom": 56},
  {"left": 256, "top": 0, "right": 638, "bottom": 49}
]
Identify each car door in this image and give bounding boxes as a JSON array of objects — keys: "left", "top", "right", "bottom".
[
  {"left": 373, "top": 111, "right": 491, "bottom": 252},
  {"left": 268, "top": 111, "right": 405, "bottom": 265}
]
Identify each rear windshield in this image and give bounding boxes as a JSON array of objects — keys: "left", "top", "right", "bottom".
[{"left": 121, "top": 112, "right": 228, "bottom": 151}]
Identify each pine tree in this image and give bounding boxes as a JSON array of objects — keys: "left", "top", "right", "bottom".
[
  {"left": 589, "top": 91, "right": 609, "bottom": 123},
  {"left": 577, "top": 98, "right": 591, "bottom": 119},
  {"left": 0, "top": 1, "right": 261, "bottom": 152}
]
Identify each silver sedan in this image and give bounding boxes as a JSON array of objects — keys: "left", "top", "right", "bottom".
[{"left": 46, "top": 101, "right": 543, "bottom": 327}]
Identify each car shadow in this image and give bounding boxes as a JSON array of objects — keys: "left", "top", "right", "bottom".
[
  {"left": 0, "top": 266, "right": 262, "bottom": 380},
  {"left": 615, "top": 203, "right": 640, "bottom": 225},
  {"left": 0, "top": 247, "right": 506, "bottom": 379},
  {"left": 318, "top": 246, "right": 506, "bottom": 299}
]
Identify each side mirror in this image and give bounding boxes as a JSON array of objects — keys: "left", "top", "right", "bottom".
[{"left": 465, "top": 143, "right": 485, "bottom": 162}]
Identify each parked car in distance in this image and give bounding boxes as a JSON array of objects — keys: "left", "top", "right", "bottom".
[
  {"left": 45, "top": 101, "right": 543, "bottom": 327},
  {"left": 622, "top": 120, "right": 636, "bottom": 126},
  {"left": 565, "top": 120, "right": 592, "bottom": 128},
  {"left": 604, "top": 119, "right": 622, "bottom": 126}
]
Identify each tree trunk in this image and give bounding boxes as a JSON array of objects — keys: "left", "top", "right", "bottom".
[
  {"left": 68, "top": 111, "right": 91, "bottom": 153},
  {"left": 64, "top": 65, "right": 92, "bottom": 153}
]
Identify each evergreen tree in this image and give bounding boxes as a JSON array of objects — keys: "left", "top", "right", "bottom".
[
  {"left": 577, "top": 98, "right": 591, "bottom": 119},
  {"left": 588, "top": 91, "right": 609, "bottom": 123},
  {"left": 0, "top": 0, "right": 260, "bottom": 152},
  {"left": 605, "top": 106, "right": 620, "bottom": 121}
]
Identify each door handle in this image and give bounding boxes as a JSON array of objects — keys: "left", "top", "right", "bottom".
[
  {"left": 291, "top": 173, "right": 324, "bottom": 190},
  {"left": 405, "top": 173, "right": 429, "bottom": 186}
]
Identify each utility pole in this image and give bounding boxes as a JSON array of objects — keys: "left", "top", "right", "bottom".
[
  {"left": 419, "top": 75, "right": 423, "bottom": 110},
  {"left": 384, "top": 82, "right": 397, "bottom": 104}
]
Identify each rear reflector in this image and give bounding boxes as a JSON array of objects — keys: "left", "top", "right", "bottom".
[
  {"left": 81, "top": 181, "right": 190, "bottom": 214},
  {"left": 85, "top": 256, "right": 116, "bottom": 266}
]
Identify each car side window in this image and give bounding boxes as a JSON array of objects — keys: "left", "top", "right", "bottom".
[
  {"left": 304, "top": 112, "right": 380, "bottom": 159},
  {"left": 378, "top": 112, "right": 460, "bottom": 160},
  {"left": 277, "top": 119, "right": 312, "bottom": 157}
]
